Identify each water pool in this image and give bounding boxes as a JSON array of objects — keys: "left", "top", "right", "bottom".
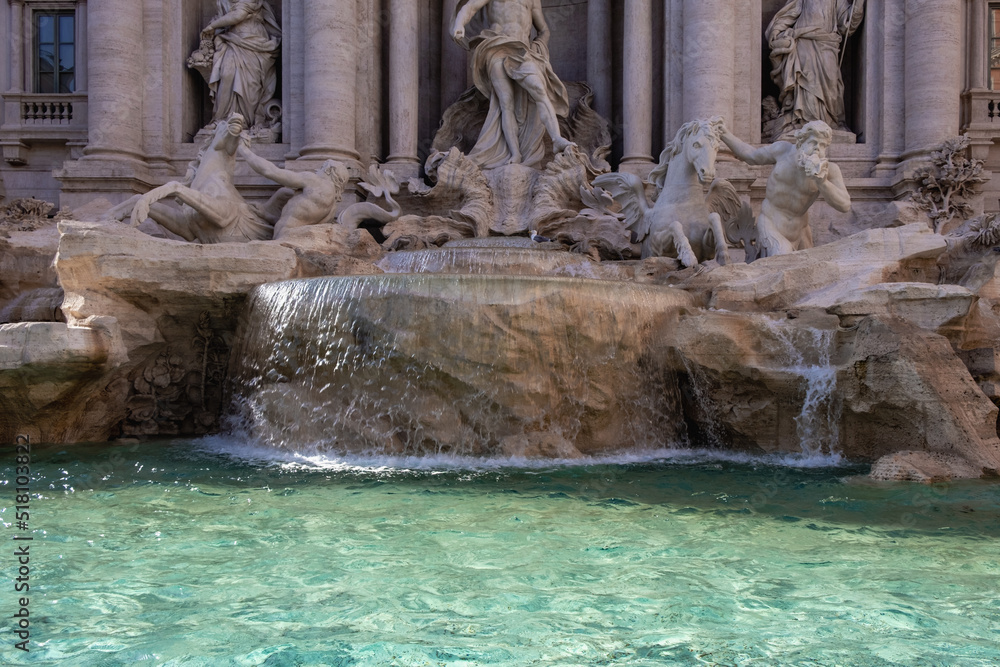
[{"left": 2, "top": 438, "right": 998, "bottom": 666}]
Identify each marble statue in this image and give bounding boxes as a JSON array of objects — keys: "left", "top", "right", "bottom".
[
  {"left": 721, "top": 120, "right": 851, "bottom": 257},
  {"left": 237, "top": 145, "right": 350, "bottom": 238},
  {"left": 765, "top": 0, "right": 865, "bottom": 141},
  {"left": 123, "top": 114, "right": 276, "bottom": 243},
  {"left": 593, "top": 118, "right": 750, "bottom": 266},
  {"left": 188, "top": 0, "right": 281, "bottom": 134},
  {"left": 452, "top": 0, "right": 575, "bottom": 169}
]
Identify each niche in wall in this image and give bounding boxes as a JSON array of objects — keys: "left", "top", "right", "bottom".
[{"left": 760, "top": 0, "right": 866, "bottom": 143}]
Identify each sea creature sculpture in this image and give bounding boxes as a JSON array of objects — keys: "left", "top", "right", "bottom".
[{"left": 593, "top": 117, "right": 751, "bottom": 266}]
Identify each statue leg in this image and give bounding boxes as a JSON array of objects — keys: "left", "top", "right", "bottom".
[
  {"left": 103, "top": 194, "right": 142, "bottom": 222},
  {"left": 146, "top": 203, "right": 201, "bottom": 242},
  {"left": 520, "top": 73, "right": 573, "bottom": 153},
  {"left": 708, "top": 212, "right": 730, "bottom": 265},
  {"left": 488, "top": 59, "right": 523, "bottom": 163},
  {"left": 670, "top": 220, "right": 699, "bottom": 268},
  {"left": 132, "top": 182, "right": 236, "bottom": 232},
  {"left": 650, "top": 220, "right": 699, "bottom": 267}
]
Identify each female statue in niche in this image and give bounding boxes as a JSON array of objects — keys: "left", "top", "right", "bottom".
[
  {"left": 189, "top": 0, "right": 281, "bottom": 134},
  {"left": 765, "top": 0, "right": 865, "bottom": 142}
]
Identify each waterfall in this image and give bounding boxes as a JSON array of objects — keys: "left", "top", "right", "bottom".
[
  {"left": 761, "top": 319, "right": 842, "bottom": 461},
  {"left": 226, "top": 274, "right": 695, "bottom": 458}
]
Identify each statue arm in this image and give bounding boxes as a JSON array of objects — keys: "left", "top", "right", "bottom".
[
  {"left": 766, "top": 1, "right": 800, "bottom": 49},
  {"left": 817, "top": 163, "right": 852, "bottom": 213},
  {"left": 531, "top": 1, "right": 551, "bottom": 46},
  {"left": 204, "top": 5, "right": 253, "bottom": 33},
  {"left": 840, "top": 0, "right": 866, "bottom": 37},
  {"left": 237, "top": 145, "right": 308, "bottom": 190},
  {"left": 721, "top": 129, "right": 779, "bottom": 166},
  {"left": 453, "top": 0, "right": 491, "bottom": 42}
]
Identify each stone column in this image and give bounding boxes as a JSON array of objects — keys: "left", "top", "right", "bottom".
[
  {"left": 440, "top": 0, "right": 467, "bottom": 111},
  {"left": 904, "top": 0, "right": 963, "bottom": 154},
  {"left": 387, "top": 0, "right": 421, "bottom": 178},
  {"left": 587, "top": 0, "right": 613, "bottom": 121},
  {"left": 75, "top": 0, "right": 88, "bottom": 92},
  {"left": 8, "top": 0, "right": 24, "bottom": 92},
  {"left": 621, "top": 0, "right": 653, "bottom": 173},
  {"left": 300, "top": 0, "right": 360, "bottom": 162},
  {"left": 83, "top": 0, "right": 144, "bottom": 161},
  {"left": 682, "top": 0, "right": 735, "bottom": 124}
]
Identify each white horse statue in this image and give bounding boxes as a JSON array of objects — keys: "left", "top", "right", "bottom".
[{"left": 593, "top": 117, "right": 752, "bottom": 266}]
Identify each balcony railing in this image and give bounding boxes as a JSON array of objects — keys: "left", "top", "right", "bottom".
[
  {"left": 20, "top": 98, "right": 76, "bottom": 125},
  {"left": 1, "top": 93, "right": 88, "bottom": 165}
]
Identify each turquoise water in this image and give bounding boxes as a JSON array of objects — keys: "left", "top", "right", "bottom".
[{"left": 2, "top": 439, "right": 999, "bottom": 666}]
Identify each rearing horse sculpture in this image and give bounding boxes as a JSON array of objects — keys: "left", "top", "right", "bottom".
[{"left": 594, "top": 117, "right": 751, "bottom": 266}]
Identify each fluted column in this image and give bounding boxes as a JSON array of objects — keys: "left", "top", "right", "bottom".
[
  {"left": 387, "top": 0, "right": 421, "bottom": 178},
  {"left": 440, "top": 0, "right": 467, "bottom": 111},
  {"left": 904, "top": 0, "right": 963, "bottom": 154},
  {"left": 300, "top": 0, "right": 359, "bottom": 162},
  {"left": 7, "top": 1, "right": 24, "bottom": 93},
  {"left": 622, "top": 0, "right": 653, "bottom": 172},
  {"left": 587, "top": 0, "right": 613, "bottom": 121},
  {"left": 83, "top": 0, "right": 144, "bottom": 161},
  {"left": 682, "top": 0, "right": 735, "bottom": 124}
]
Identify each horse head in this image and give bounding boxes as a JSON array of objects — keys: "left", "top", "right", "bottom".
[
  {"left": 649, "top": 117, "right": 725, "bottom": 189},
  {"left": 681, "top": 117, "right": 724, "bottom": 185}
]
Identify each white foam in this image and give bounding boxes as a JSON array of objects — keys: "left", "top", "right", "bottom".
[{"left": 191, "top": 435, "right": 849, "bottom": 473}]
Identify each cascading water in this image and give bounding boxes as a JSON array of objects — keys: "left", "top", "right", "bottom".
[
  {"left": 757, "top": 317, "right": 842, "bottom": 461},
  {"left": 227, "top": 274, "right": 698, "bottom": 458}
]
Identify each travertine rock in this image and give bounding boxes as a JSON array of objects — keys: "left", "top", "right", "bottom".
[
  {"left": 0, "top": 223, "right": 61, "bottom": 314},
  {"left": 0, "top": 322, "right": 118, "bottom": 444},
  {"left": 663, "top": 309, "right": 843, "bottom": 455},
  {"left": 679, "top": 223, "right": 946, "bottom": 311},
  {"left": 0, "top": 218, "right": 387, "bottom": 442},
  {"left": 827, "top": 283, "right": 976, "bottom": 332},
  {"left": 839, "top": 317, "right": 1000, "bottom": 477},
  {"left": 870, "top": 451, "right": 995, "bottom": 483}
]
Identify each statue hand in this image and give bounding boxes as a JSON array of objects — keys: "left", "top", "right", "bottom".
[
  {"left": 770, "top": 37, "right": 792, "bottom": 51},
  {"left": 452, "top": 26, "right": 466, "bottom": 44},
  {"left": 807, "top": 163, "right": 830, "bottom": 184}
]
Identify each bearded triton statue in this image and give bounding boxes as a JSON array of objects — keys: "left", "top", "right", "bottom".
[{"left": 722, "top": 120, "right": 852, "bottom": 258}]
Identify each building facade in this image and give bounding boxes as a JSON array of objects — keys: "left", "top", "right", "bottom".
[{"left": 0, "top": 0, "right": 996, "bottom": 215}]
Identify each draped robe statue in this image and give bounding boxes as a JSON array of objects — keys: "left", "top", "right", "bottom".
[
  {"left": 766, "top": 0, "right": 865, "bottom": 140},
  {"left": 195, "top": 0, "right": 281, "bottom": 130}
]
